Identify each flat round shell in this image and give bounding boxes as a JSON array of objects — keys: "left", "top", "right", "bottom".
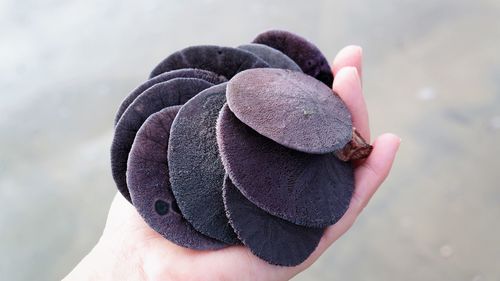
[
  {"left": 227, "top": 68, "right": 352, "bottom": 154},
  {"left": 223, "top": 175, "right": 324, "bottom": 266},
  {"left": 217, "top": 105, "right": 354, "bottom": 227},
  {"left": 237, "top": 43, "right": 301, "bottom": 72},
  {"left": 252, "top": 29, "right": 333, "bottom": 86},
  {"left": 168, "top": 83, "right": 239, "bottom": 244},
  {"left": 114, "top": 68, "right": 226, "bottom": 125},
  {"left": 150, "top": 45, "right": 269, "bottom": 79},
  {"left": 111, "top": 78, "right": 213, "bottom": 202},
  {"left": 127, "top": 106, "right": 226, "bottom": 250}
]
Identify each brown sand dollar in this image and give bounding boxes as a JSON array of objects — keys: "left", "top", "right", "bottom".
[{"left": 227, "top": 68, "right": 352, "bottom": 154}]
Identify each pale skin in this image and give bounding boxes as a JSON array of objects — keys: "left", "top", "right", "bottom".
[{"left": 64, "top": 46, "right": 400, "bottom": 281}]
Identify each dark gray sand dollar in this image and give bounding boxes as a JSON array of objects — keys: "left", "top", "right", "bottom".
[
  {"left": 237, "top": 43, "right": 302, "bottom": 72},
  {"left": 114, "top": 68, "right": 227, "bottom": 125},
  {"left": 223, "top": 175, "right": 324, "bottom": 266},
  {"left": 217, "top": 105, "right": 354, "bottom": 227},
  {"left": 227, "top": 68, "right": 352, "bottom": 154},
  {"left": 149, "top": 45, "right": 270, "bottom": 79},
  {"left": 127, "top": 106, "right": 226, "bottom": 250},
  {"left": 111, "top": 78, "right": 214, "bottom": 202},
  {"left": 253, "top": 30, "right": 333, "bottom": 86},
  {"left": 168, "top": 83, "right": 239, "bottom": 245}
]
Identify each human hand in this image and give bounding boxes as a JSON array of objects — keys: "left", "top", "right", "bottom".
[{"left": 63, "top": 45, "right": 400, "bottom": 281}]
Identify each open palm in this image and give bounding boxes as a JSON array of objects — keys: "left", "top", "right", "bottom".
[{"left": 64, "top": 46, "right": 400, "bottom": 281}]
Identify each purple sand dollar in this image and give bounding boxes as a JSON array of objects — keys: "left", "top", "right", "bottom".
[
  {"left": 111, "top": 78, "right": 213, "bottom": 202},
  {"left": 227, "top": 68, "right": 352, "bottom": 154},
  {"left": 237, "top": 43, "right": 302, "bottom": 72},
  {"left": 149, "top": 45, "right": 270, "bottom": 79},
  {"left": 114, "top": 68, "right": 227, "bottom": 125},
  {"left": 252, "top": 29, "right": 333, "bottom": 86},
  {"left": 168, "top": 83, "right": 239, "bottom": 245},
  {"left": 223, "top": 175, "right": 324, "bottom": 266},
  {"left": 217, "top": 105, "right": 355, "bottom": 227},
  {"left": 127, "top": 106, "right": 226, "bottom": 250}
]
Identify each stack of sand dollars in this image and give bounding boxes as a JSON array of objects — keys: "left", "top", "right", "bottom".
[{"left": 111, "top": 30, "right": 372, "bottom": 266}]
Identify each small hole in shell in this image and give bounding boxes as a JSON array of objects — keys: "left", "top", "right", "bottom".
[
  {"left": 171, "top": 200, "right": 181, "bottom": 214},
  {"left": 154, "top": 199, "right": 170, "bottom": 216}
]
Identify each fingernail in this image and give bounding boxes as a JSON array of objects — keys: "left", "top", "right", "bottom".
[
  {"left": 339, "top": 66, "right": 357, "bottom": 76},
  {"left": 352, "top": 45, "right": 362, "bottom": 56},
  {"left": 344, "top": 44, "right": 362, "bottom": 52},
  {"left": 333, "top": 67, "right": 362, "bottom": 93},
  {"left": 345, "top": 66, "right": 361, "bottom": 84}
]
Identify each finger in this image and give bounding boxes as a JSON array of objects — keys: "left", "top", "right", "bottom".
[
  {"left": 324, "top": 132, "right": 400, "bottom": 241},
  {"left": 332, "top": 67, "right": 370, "bottom": 141},
  {"left": 332, "top": 45, "right": 363, "bottom": 81},
  {"left": 296, "top": 133, "right": 400, "bottom": 271},
  {"left": 350, "top": 133, "right": 401, "bottom": 214}
]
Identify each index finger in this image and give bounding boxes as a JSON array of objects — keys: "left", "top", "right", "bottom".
[
  {"left": 331, "top": 46, "right": 370, "bottom": 142},
  {"left": 332, "top": 45, "right": 363, "bottom": 81}
]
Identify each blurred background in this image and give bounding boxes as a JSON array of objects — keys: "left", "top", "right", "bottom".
[{"left": 1, "top": 0, "right": 499, "bottom": 280}]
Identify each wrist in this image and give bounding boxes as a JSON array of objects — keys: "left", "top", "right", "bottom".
[{"left": 63, "top": 237, "right": 145, "bottom": 281}]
